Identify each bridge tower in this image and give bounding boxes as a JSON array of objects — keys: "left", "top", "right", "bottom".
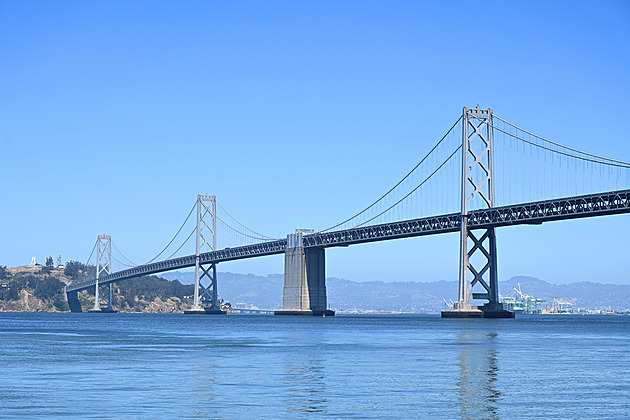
[
  {"left": 87, "top": 234, "right": 116, "bottom": 313},
  {"left": 442, "top": 106, "right": 514, "bottom": 318},
  {"left": 185, "top": 194, "right": 225, "bottom": 314}
]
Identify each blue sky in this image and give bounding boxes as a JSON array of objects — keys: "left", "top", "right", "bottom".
[{"left": 1, "top": 1, "right": 629, "bottom": 285}]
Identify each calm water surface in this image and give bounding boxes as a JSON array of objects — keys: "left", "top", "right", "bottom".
[{"left": 1, "top": 313, "right": 628, "bottom": 419}]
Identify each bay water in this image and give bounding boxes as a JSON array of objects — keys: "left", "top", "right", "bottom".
[{"left": 1, "top": 313, "right": 628, "bottom": 418}]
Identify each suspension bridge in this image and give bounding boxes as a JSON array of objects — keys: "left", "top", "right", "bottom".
[{"left": 65, "top": 106, "right": 630, "bottom": 317}]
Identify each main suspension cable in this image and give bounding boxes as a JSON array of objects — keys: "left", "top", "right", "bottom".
[
  {"left": 494, "top": 114, "right": 630, "bottom": 166},
  {"left": 215, "top": 214, "right": 277, "bottom": 241},
  {"left": 493, "top": 125, "right": 630, "bottom": 169},
  {"left": 216, "top": 200, "right": 277, "bottom": 240},
  {"left": 111, "top": 240, "right": 137, "bottom": 267},
  {"left": 164, "top": 227, "right": 197, "bottom": 261},
  {"left": 319, "top": 115, "right": 463, "bottom": 232},
  {"left": 354, "top": 145, "right": 462, "bottom": 228},
  {"left": 83, "top": 239, "right": 97, "bottom": 268},
  {"left": 142, "top": 201, "right": 197, "bottom": 265},
  {"left": 110, "top": 253, "right": 136, "bottom": 269}
]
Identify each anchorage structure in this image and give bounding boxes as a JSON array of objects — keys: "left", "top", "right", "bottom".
[
  {"left": 185, "top": 194, "right": 225, "bottom": 314},
  {"left": 442, "top": 106, "right": 514, "bottom": 318},
  {"left": 88, "top": 234, "right": 116, "bottom": 313}
]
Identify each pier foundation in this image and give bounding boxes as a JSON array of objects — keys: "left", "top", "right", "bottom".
[
  {"left": 184, "top": 306, "right": 226, "bottom": 314},
  {"left": 442, "top": 302, "right": 514, "bottom": 318},
  {"left": 65, "top": 288, "right": 83, "bottom": 313},
  {"left": 275, "top": 232, "right": 334, "bottom": 317}
]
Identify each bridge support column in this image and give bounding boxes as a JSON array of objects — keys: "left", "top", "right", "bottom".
[
  {"left": 442, "top": 106, "right": 513, "bottom": 319},
  {"left": 185, "top": 194, "right": 225, "bottom": 315},
  {"left": 65, "top": 287, "right": 82, "bottom": 313},
  {"left": 88, "top": 234, "right": 116, "bottom": 313},
  {"left": 275, "top": 231, "right": 334, "bottom": 316}
]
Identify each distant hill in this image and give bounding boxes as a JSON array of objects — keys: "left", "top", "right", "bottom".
[
  {"left": 502, "top": 276, "right": 630, "bottom": 312},
  {"left": 161, "top": 271, "right": 284, "bottom": 309},
  {"left": 3, "top": 264, "right": 627, "bottom": 313},
  {"left": 161, "top": 271, "right": 630, "bottom": 312}
]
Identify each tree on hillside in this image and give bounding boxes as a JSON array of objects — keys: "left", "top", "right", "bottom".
[
  {"left": 64, "top": 261, "right": 95, "bottom": 281},
  {"left": 45, "top": 257, "right": 54, "bottom": 267},
  {"left": 0, "top": 278, "right": 21, "bottom": 300},
  {"left": 64, "top": 261, "right": 82, "bottom": 279},
  {"left": 116, "top": 276, "right": 194, "bottom": 301},
  {"left": 0, "top": 265, "right": 8, "bottom": 280},
  {"left": 32, "top": 276, "right": 66, "bottom": 302}
]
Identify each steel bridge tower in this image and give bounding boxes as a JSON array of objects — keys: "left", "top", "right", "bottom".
[
  {"left": 442, "top": 106, "right": 514, "bottom": 318},
  {"left": 185, "top": 194, "right": 225, "bottom": 314},
  {"left": 88, "top": 234, "right": 116, "bottom": 313}
]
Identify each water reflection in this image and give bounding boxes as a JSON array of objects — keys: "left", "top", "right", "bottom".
[
  {"left": 455, "top": 330, "right": 501, "bottom": 419},
  {"left": 280, "top": 340, "right": 329, "bottom": 415},
  {"left": 189, "top": 361, "right": 219, "bottom": 418}
]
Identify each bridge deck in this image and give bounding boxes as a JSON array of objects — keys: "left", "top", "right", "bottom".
[{"left": 67, "top": 189, "right": 630, "bottom": 292}]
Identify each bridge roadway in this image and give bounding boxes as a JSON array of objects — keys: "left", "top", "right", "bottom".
[{"left": 67, "top": 188, "right": 630, "bottom": 293}]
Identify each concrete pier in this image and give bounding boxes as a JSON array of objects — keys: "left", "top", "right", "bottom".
[
  {"left": 275, "top": 232, "right": 334, "bottom": 316},
  {"left": 183, "top": 306, "right": 226, "bottom": 314},
  {"left": 87, "top": 307, "right": 117, "bottom": 313},
  {"left": 441, "top": 302, "right": 514, "bottom": 318},
  {"left": 65, "top": 289, "right": 83, "bottom": 313}
]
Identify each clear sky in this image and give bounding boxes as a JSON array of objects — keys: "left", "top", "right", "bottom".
[{"left": 1, "top": 1, "right": 629, "bottom": 285}]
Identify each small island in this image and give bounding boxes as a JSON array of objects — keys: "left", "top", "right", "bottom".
[{"left": 0, "top": 261, "right": 233, "bottom": 313}]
